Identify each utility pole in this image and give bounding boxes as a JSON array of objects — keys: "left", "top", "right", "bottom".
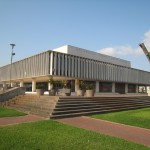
[{"left": 10, "top": 44, "right": 16, "bottom": 87}]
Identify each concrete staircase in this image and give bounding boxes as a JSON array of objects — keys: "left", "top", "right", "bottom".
[
  {"left": 5, "top": 95, "right": 150, "bottom": 119},
  {"left": 8, "top": 94, "right": 59, "bottom": 118},
  {"left": 50, "top": 96, "right": 150, "bottom": 119}
]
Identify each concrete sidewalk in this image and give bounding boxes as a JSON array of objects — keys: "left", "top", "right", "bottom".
[
  {"left": 0, "top": 114, "right": 46, "bottom": 126},
  {"left": 57, "top": 116, "right": 150, "bottom": 147}
]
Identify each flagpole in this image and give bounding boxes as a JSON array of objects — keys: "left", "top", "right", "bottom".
[{"left": 10, "top": 44, "right": 16, "bottom": 87}]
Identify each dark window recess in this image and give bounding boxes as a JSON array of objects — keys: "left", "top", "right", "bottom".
[
  {"left": 71, "top": 80, "right": 75, "bottom": 92},
  {"left": 24, "top": 83, "right": 32, "bottom": 91},
  {"left": 115, "top": 83, "right": 125, "bottom": 94},
  {"left": 99, "top": 82, "right": 112, "bottom": 92},
  {"left": 128, "top": 84, "right": 136, "bottom": 93}
]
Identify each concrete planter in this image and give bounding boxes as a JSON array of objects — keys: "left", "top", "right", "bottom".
[
  {"left": 62, "top": 89, "right": 71, "bottom": 96},
  {"left": 77, "top": 90, "right": 84, "bottom": 96},
  {"left": 36, "top": 89, "right": 44, "bottom": 96},
  {"left": 86, "top": 90, "right": 94, "bottom": 97},
  {"left": 49, "top": 89, "right": 56, "bottom": 96}
]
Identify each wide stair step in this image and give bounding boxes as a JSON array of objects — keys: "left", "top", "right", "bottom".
[
  {"left": 50, "top": 96, "right": 150, "bottom": 119},
  {"left": 8, "top": 94, "right": 59, "bottom": 118},
  {"left": 7, "top": 95, "right": 150, "bottom": 119}
]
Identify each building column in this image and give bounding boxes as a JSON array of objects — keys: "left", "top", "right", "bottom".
[
  {"left": 48, "top": 82, "right": 53, "bottom": 90},
  {"left": 112, "top": 82, "right": 115, "bottom": 93},
  {"left": 136, "top": 84, "right": 138, "bottom": 93},
  {"left": 20, "top": 81, "right": 24, "bottom": 87},
  {"left": 32, "top": 79, "right": 36, "bottom": 92},
  {"left": 95, "top": 81, "right": 99, "bottom": 93},
  {"left": 125, "top": 83, "right": 128, "bottom": 93},
  {"left": 3, "top": 82, "right": 6, "bottom": 88},
  {"left": 75, "top": 79, "right": 79, "bottom": 93},
  {"left": 11, "top": 82, "right": 14, "bottom": 87}
]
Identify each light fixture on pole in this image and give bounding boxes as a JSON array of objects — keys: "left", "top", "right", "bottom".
[{"left": 10, "top": 44, "right": 16, "bottom": 87}]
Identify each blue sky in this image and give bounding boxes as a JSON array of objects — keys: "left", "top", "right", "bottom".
[{"left": 0, "top": 0, "right": 150, "bottom": 71}]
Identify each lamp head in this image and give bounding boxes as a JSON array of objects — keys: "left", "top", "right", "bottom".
[
  {"left": 139, "top": 43, "right": 145, "bottom": 49},
  {"left": 139, "top": 43, "right": 150, "bottom": 62},
  {"left": 10, "top": 44, "right": 16, "bottom": 49}
]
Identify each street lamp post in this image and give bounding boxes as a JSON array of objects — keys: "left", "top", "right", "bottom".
[
  {"left": 139, "top": 43, "right": 150, "bottom": 62},
  {"left": 10, "top": 44, "right": 16, "bottom": 87}
]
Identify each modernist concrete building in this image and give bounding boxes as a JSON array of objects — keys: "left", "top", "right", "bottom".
[{"left": 0, "top": 45, "right": 150, "bottom": 94}]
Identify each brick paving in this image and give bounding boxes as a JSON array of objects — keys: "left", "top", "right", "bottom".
[
  {"left": 57, "top": 116, "right": 150, "bottom": 147},
  {"left": 1, "top": 114, "right": 150, "bottom": 147},
  {"left": 0, "top": 114, "right": 46, "bottom": 126}
]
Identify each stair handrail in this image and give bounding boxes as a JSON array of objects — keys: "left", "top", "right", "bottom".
[{"left": 0, "top": 87, "right": 25, "bottom": 103}]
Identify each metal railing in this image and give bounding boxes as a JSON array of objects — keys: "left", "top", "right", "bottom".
[{"left": 0, "top": 87, "right": 26, "bottom": 102}]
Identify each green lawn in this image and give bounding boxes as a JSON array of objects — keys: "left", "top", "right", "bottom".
[
  {"left": 0, "top": 106, "right": 26, "bottom": 118},
  {"left": 91, "top": 108, "right": 150, "bottom": 129},
  {"left": 0, "top": 120, "right": 149, "bottom": 150}
]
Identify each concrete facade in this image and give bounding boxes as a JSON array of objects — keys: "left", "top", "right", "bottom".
[
  {"left": 53, "top": 45, "right": 131, "bottom": 67},
  {"left": 0, "top": 45, "right": 150, "bottom": 94}
]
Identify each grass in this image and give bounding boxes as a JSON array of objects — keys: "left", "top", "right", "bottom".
[
  {"left": 0, "top": 120, "right": 149, "bottom": 150},
  {"left": 0, "top": 106, "right": 26, "bottom": 118},
  {"left": 90, "top": 108, "right": 150, "bottom": 129}
]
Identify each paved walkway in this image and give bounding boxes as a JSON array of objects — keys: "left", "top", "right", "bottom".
[
  {"left": 1, "top": 115, "right": 150, "bottom": 147},
  {"left": 57, "top": 116, "right": 150, "bottom": 147},
  {"left": 0, "top": 114, "right": 46, "bottom": 126}
]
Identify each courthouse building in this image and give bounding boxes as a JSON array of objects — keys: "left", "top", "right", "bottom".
[{"left": 0, "top": 45, "right": 150, "bottom": 94}]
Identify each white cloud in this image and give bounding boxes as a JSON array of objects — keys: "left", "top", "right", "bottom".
[{"left": 97, "top": 30, "right": 150, "bottom": 57}]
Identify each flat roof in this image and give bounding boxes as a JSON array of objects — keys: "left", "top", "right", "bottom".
[{"left": 53, "top": 45, "right": 131, "bottom": 67}]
